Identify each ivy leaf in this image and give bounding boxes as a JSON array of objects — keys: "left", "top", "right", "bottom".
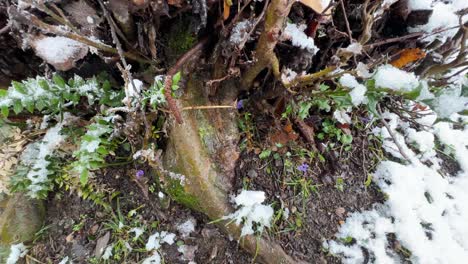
[
  {"left": 1, "top": 105, "right": 9, "bottom": 117},
  {"left": 12, "top": 81, "right": 27, "bottom": 95},
  {"left": 80, "top": 170, "right": 89, "bottom": 185},
  {"left": 53, "top": 74, "right": 67, "bottom": 89},
  {"left": 13, "top": 100, "right": 23, "bottom": 114}
]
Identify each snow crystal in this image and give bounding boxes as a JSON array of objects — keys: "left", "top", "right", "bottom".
[
  {"left": 327, "top": 109, "right": 468, "bottom": 264},
  {"left": 339, "top": 73, "right": 367, "bottom": 106},
  {"left": 408, "top": 1, "right": 466, "bottom": 42},
  {"left": 223, "top": 190, "right": 274, "bottom": 237},
  {"left": 356, "top": 62, "right": 372, "bottom": 78},
  {"left": 122, "top": 79, "right": 144, "bottom": 105},
  {"left": 282, "top": 23, "right": 319, "bottom": 54},
  {"left": 281, "top": 68, "right": 299, "bottom": 84},
  {"left": 130, "top": 227, "right": 144, "bottom": 239},
  {"left": 146, "top": 231, "right": 176, "bottom": 251},
  {"left": 34, "top": 36, "right": 87, "bottom": 65},
  {"left": 177, "top": 218, "right": 196, "bottom": 238},
  {"left": 229, "top": 20, "right": 254, "bottom": 46},
  {"left": 58, "top": 256, "right": 71, "bottom": 264},
  {"left": 343, "top": 42, "right": 363, "bottom": 55},
  {"left": 333, "top": 109, "right": 352, "bottom": 124},
  {"left": 102, "top": 245, "right": 113, "bottom": 260},
  {"left": 431, "top": 86, "right": 468, "bottom": 118},
  {"left": 373, "top": 64, "right": 419, "bottom": 92},
  {"left": 6, "top": 243, "right": 28, "bottom": 264},
  {"left": 86, "top": 16, "right": 94, "bottom": 24},
  {"left": 20, "top": 115, "right": 74, "bottom": 197}
]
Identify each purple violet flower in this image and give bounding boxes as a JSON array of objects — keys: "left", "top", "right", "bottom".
[
  {"left": 136, "top": 170, "right": 144, "bottom": 179},
  {"left": 297, "top": 163, "right": 309, "bottom": 172},
  {"left": 236, "top": 100, "right": 244, "bottom": 110}
]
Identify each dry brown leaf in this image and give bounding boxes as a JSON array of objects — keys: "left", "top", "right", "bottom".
[
  {"left": 223, "top": 0, "right": 230, "bottom": 21},
  {"left": 390, "top": 48, "right": 426, "bottom": 69}
]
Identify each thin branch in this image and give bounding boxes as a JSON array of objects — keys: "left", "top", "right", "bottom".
[
  {"left": 241, "top": 0, "right": 294, "bottom": 88},
  {"left": 339, "top": 0, "right": 353, "bottom": 42},
  {"left": 377, "top": 105, "right": 411, "bottom": 162}
]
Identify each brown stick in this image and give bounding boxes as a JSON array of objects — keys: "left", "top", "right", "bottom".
[{"left": 241, "top": 0, "right": 294, "bottom": 88}]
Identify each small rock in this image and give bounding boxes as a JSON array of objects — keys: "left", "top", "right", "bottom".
[
  {"left": 247, "top": 169, "right": 258, "bottom": 178},
  {"left": 335, "top": 207, "right": 346, "bottom": 218}
]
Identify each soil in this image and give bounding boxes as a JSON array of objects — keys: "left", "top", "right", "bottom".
[{"left": 28, "top": 105, "right": 385, "bottom": 264}]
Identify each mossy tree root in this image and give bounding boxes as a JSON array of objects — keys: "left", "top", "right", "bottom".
[{"left": 154, "top": 75, "right": 304, "bottom": 264}]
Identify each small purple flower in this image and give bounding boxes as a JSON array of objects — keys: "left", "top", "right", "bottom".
[
  {"left": 236, "top": 99, "right": 244, "bottom": 110},
  {"left": 136, "top": 170, "right": 144, "bottom": 179},
  {"left": 297, "top": 163, "right": 309, "bottom": 172}
]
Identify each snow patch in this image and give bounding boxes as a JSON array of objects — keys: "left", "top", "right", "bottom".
[
  {"left": 6, "top": 243, "right": 28, "bottom": 264},
  {"left": 373, "top": 64, "right": 419, "bottom": 92},
  {"left": 282, "top": 23, "right": 319, "bottom": 54},
  {"left": 223, "top": 190, "right": 274, "bottom": 237}
]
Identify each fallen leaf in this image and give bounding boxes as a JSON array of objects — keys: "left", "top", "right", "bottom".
[
  {"left": 94, "top": 232, "right": 110, "bottom": 258},
  {"left": 390, "top": 48, "right": 426, "bottom": 69},
  {"left": 223, "top": 0, "right": 231, "bottom": 20}
]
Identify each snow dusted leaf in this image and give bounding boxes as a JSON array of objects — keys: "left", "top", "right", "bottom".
[{"left": 31, "top": 36, "right": 88, "bottom": 71}]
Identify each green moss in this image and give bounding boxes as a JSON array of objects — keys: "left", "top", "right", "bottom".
[
  {"left": 164, "top": 178, "right": 199, "bottom": 210},
  {"left": 167, "top": 18, "right": 196, "bottom": 61}
]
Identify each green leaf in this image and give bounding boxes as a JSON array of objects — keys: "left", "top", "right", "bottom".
[
  {"left": 12, "top": 81, "right": 27, "bottom": 94},
  {"left": 404, "top": 84, "right": 422, "bottom": 100},
  {"left": 0, "top": 89, "right": 7, "bottom": 97},
  {"left": 13, "top": 100, "right": 23, "bottom": 114},
  {"left": 25, "top": 101, "right": 35, "bottom": 113},
  {"left": 1, "top": 105, "right": 9, "bottom": 117},
  {"left": 319, "top": 83, "right": 329, "bottom": 91},
  {"left": 298, "top": 101, "right": 312, "bottom": 119},
  {"left": 366, "top": 93, "right": 379, "bottom": 117},
  {"left": 341, "top": 134, "right": 353, "bottom": 145},
  {"left": 80, "top": 170, "right": 89, "bottom": 185},
  {"left": 172, "top": 72, "right": 182, "bottom": 86},
  {"left": 259, "top": 149, "right": 272, "bottom": 159},
  {"left": 36, "top": 100, "right": 46, "bottom": 111},
  {"left": 53, "top": 74, "right": 66, "bottom": 89},
  {"left": 38, "top": 79, "right": 50, "bottom": 91}
]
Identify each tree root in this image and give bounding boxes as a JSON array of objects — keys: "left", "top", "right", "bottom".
[{"left": 152, "top": 74, "right": 304, "bottom": 264}]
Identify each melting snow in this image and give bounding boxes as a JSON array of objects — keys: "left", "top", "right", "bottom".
[
  {"left": 6, "top": 243, "right": 28, "bottom": 264},
  {"left": 326, "top": 108, "right": 468, "bottom": 263},
  {"left": 282, "top": 23, "right": 319, "bottom": 54},
  {"left": 339, "top": 74, "right": 367, "bottom": 106},
  {"left": 223, "top": 190, "right": 274, "bottom": 237},
  {"left": 373, "top": 64, "right": 419, "bottom": 92},
  {"left": 145, "top": 231, "right": 176, "bottom": 251}
]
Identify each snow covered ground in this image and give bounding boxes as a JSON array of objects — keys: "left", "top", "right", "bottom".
[{"left": 325, "top": 109, "right": 468, "bottom": 263}]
